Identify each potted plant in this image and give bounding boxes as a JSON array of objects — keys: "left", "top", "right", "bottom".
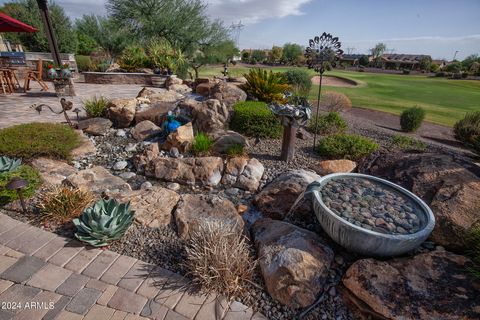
[
  {"left": 60, "top": 63, "right": 72, "bottom": 79},
  {"left": 47, "top": 64, "right": 58, "bottom": 79}
]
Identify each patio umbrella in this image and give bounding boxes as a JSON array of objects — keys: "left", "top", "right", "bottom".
[{"left": 0, "top": 12, "right": 38, "bottom": 33}]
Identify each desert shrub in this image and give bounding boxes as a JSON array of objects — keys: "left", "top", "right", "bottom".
[
  {"left": 317, "top": 134, "right": 379, "bottom": 160},
  {"left": 226, "top": 144, "right": 245, "bottom": 157},
  {"left": 445, "top": 62, "right": 462, "bottom": 73},
  {"left": 83, "top": 96, "right": 109, "bottom": 118},
  {"left": 0, "top": 165, "right": 41, "bottom": 206},
  {"left": 184, "top": 220, "right": 257, "bottom": 299},
  {"left": 454, "top": 111, "right": 480, "bottom": 153},
  {"left": 242, "top": 68, "right": 290, "bottom": 104},
  {"left": 119, "top": 45, "right": 149, "bottom": 71},
  {"left": 192, "top": 133, "right": 213, "bottom": 155},
  {"left": 430, "top": 63, "right": 440, "bottom": 73},
  {"left": 75, "top": 55, "right": 93, "bottom": 72},
  {"left": 230, "top": 101, "right": 282, "bottom": 139},
  {"left": 0, "top": 123, "right": 80, "bottom": 160},
  {"left": 321, "top": 91, "right": 352, "bottom": 112},
  {"left": 400, "top": 107, "right": 426, "bottom": 132},
  {"left": 284, "top": 69, "right": 312, "bottom": 97},
  {"left": 392, "top": 135, "right": 427, "bottom": 151},
  {"left": 467, "top": 227, "right": 480, "bottom": 279},
  {"left": 308, "top": 112, "right": 347, "bottom": 135},
  {"left": 39, "top": 186, "right": 95, "bottom": 224}
]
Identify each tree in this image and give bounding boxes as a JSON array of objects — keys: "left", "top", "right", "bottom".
[
  {"left": 76, "top": 33, "right": 97, "bottom": 55},
  {"left": 241, "top": 50, "right": 250, "bottom": 62},
  {"left": 75, "top": 15, "right": 132, "bottom": 60},
  {"left": 445, "top": 61, "right": 463, "bottom": 73},
  {"left": 251, "top": 50, "right": 266, "bottom": 64},
  {"left": 1, "top": 0, "right": 77, "bottom": 53},
  {"left": 370, "top": 42, "right": 387, "bottom": 67},
  {"left": 419, "top": 56, "right": 432, "bottom": 71},
  {"left": 462, "top": 54, "right": 480, "bottom": 71},
  {"left": 268, "top": 46, "right": 283, "bottom": 64},
  {"left": 282, "top": 43, "right": 304, "bottom": 65},
  {"left": 106, "top": 0, "right": 228, "bottom": 54},
  {"left": 190, "top": 40, "right": 239, "bottom": 79},
  {"left": 358, "top": 55, "right": 370, "bottom": 66}
]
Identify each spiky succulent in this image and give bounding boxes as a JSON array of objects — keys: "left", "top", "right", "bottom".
[
  {"left": 0, "top": 156, "right": 21, "bottom": 173},
  {"left": 73, "top": 199, "right": 134, "bottom": 247}
]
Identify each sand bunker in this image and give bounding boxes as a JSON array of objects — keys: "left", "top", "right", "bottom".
[{"left": 311, "top": 76, "right": 357, "bottom": 87}]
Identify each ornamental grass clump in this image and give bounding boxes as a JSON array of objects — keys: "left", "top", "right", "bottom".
[
  {"left": 39, "top": 186, "right": 95, "bottom": 224},
  {"left": 73, "top": 199, "right": 134, "bottom": 247},
  {"left": 391, "top": 135, "right": 427, "bottom": 151},
  {"left": 83, "top": 95, "right": 109, "bottom": 118},
  {"left": 317, "top": 134, "right": 379, "bottom": 160},
  {"left": 192, "top": 133, "right": 213, "bottom": 155},
  {"left": 184, "top": 220, "right": 257, "bottom": 299}
]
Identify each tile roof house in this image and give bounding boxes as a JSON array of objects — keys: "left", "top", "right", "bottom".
[{"left": 381, "top": 54, "right": 432, "bottom": 70}]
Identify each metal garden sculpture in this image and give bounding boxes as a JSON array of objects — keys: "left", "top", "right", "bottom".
[{"left": 305, "top": 32, "right": 344, "bottom": 149}]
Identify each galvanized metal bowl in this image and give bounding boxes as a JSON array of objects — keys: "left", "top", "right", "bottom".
[{"left": 311, "top": 173, "right": 435, "bottom": 257}]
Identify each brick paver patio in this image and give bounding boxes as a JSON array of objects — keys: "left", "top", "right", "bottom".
[
  {"left": 0, "top": 214, "right": 264, "bottom": 320},
  {"left": 0, "top": 81, "right": 144, "bottom": 129}
]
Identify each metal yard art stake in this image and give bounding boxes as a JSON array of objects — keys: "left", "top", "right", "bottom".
[{"left": 305, "top": 33, "right": 344, "bottom": 150}]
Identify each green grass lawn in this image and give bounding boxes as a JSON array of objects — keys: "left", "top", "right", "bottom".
[{"left": 199, "top": 65, "right": 480, "bottom": 127}]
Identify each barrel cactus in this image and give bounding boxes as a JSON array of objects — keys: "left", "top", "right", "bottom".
[
  {"left": 0, "top": 156, "right": 21, "bottom": 173},
  {"left": 73, "top": 198, "right": 134, "bottom": 247}
]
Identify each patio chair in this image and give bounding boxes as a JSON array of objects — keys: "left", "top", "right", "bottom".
[
  {"left": 0, "top": 71, "right": 11, "bottom": 94},
  {"left": 24, "top": 59, "right": 48, "bottom": 92}
]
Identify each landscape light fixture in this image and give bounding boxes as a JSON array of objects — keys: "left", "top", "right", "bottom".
[
  {"left": 305, "top": 33, "right": 344, "bottom": 150},
  {"left": 6, "top": 177, "right": 28, "bottom": 213}
]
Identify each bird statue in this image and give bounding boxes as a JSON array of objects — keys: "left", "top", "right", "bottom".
[{"left": 29, "top": 98, "right": 75, "bottom": 128}]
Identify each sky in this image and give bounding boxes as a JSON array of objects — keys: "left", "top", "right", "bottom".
[{"left": 1, "top": 0, "right": 479, "bottom": 59}]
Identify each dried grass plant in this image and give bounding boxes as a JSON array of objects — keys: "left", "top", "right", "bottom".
[
  {"left": 183, "top": 219, "right": 257, "bottom": 299},
  {"left": 39, "top": 186, "right": 95, "bottom": 224}
]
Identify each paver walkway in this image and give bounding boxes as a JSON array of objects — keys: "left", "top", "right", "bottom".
[
  {"left": 0, "top": 81, "right": 144, "bottom": 129},
  {"left": 0, "top": 214, "right": 264, "bottom": 320}
]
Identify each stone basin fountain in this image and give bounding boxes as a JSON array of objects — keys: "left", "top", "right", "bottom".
[{"left": 309, "top": 173, "right": 435, "bottom": 257}]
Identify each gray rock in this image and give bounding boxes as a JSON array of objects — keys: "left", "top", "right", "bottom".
[
  {"left": 141, "top": 181, "right": 153, "bottom": 190},
  {"left": 170, "top": 147, "right": 180, "bottom": 158},
  {"left": 167, "top": 182, "right": 181, "bottom": 191},
  {"left": 131, "top": 120, "right": 161, "bottom": 141},
  {"left": 113, "top": 161, "right": 128, "bottom": 171},
  {"left": 125, "top": 143, "right": 137, "bottom": 153},
  {"left": 119, "top": 172, "right": 136, "bottom": 180},
  {"left": 116, "top": 129, "right": 127, "bottom": 137},
  {"left": 77, "top": 118, "right": 112, "bottom": 136}
]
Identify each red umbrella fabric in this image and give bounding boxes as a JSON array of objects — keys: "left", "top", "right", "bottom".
[{"left": 0, "top": 12, "right": 38, "bottom": 33}]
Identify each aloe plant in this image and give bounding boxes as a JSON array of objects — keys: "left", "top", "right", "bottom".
[
  {"left": 73, "top": 199, "right": 134, "bottom": 247},
  {"left": 0, "top": 156, "right": 21, "bottom": 173}
]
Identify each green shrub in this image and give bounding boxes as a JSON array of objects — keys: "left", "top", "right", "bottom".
[
  {"left": 226, "top": 144, "right": 245, "bottom": 157},
  {"left": 284, "top": 69, "right": 312, "bottom": 97},
  {"left": 392, "top": 135, "right": 427, "bottom": 151},
  {"left": 467, "top": 227, "right": 480, "bottom": 279},
  {"left": 76, "top": 55, "right": 93, "bottom": 72},
  {"left": 0, "top": 165, "right": 41, "bottom": 206},
  {"left": 0, "top": 123, "right": 80, "bottom": 160},
  {"left": 83, "top": 96, "right": 109, "bottom": 118},
  {"left": 400, "top": 107, "right": 426, "bottom": 132},
  {"left": 119, "top": 45, "right": 149, "bottom": 71},
  {"left": 316, "top": 134, "right": 379, "bottom": 160},
  {"left": 454, "top": 112, "right": 480, "bottom": 154},
  {"left": 308, "top": 112, "right": 347, "bottom": 135},
  {"left": 192, "top": 133, "right": 213, "bottom": 155},
  {"left": 230, "top": 101, "right": 282, "bottom": 139},
  {"left": 242, "top": 69, "right": 290, "bottom": 104}
]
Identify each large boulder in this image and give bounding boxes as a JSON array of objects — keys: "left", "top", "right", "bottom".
[
  {"left": 196, "top": 82, "right": 215, "bottom": 97},
  {"left": 134, "top": 102, "right": 175, "bottom": 125},
  {"left": 31, "top": 158, "right": 77, "bottom": 186},
  {"left": 149, "top": 89, "right": 184, "bottom": 104},
  {"left": 209, "top": 82, "right": 247, "bottom": 108},
  {"left": 254, "top": 170, "right": 321, "bottom": 220},
  {"left": 64, "top": 166, "right": 131, "bottom": 194},
  {"left": 342, "top": 250, "right": 480, "bottom": 320},
  {"left": 165, "top": 75, "right": 183, "bottom": 87},
  {"left": 174, "top": 194, "right": 243, "bottom": 239},
  {"left": 222, "top": 157, "right": 264, "bottom": 192},
  {"left": 133, "top": 143, "right": 160, "bottom": 174},
  {"left": 131, "top": 120, "right": 161, "bottom": 141},
  {"left": 162, "top": 122, "right": 194, "bottom": 152},
  {"left": 71, "top": 130, "right": 96, "bottom": 160},
  {"left": 106, "top": 98, "right": 136, "bottom": 128},
  {"left": 169, "top": 84, "right": 191, "bottom": 95},
  {"left": 212, "top": 130, "right": 249, "bottom": 154},
  {"left": 317, "top": 159, "right": 357, "bottom": 175},
  {"left": 193, "top": 99, "right": 229, "bottom": 133},
  {"left": 137, "top": 87, "right": 157, "bottom": 98},
  {"left": 112, "top": 186, "right": 180, "bottom": 228},
  {"left": 145, "top": 156, "right": 224, "bottom": 187},
  {"left": 362, "top": 152, "right": 480, "bottom": 251},
  {"left": 77, "top": 118, "right": 112, "bottom": 136},
  {"left": 252, "top": 219, "right": 334, "bottom": 309}
]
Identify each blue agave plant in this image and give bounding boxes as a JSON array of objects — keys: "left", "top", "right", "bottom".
[
  {"left": 73, "top": 198, "right": 134, "bottom": 247},
  {"left": 0, "top": 156, "right": 22, "bottom": 173}
]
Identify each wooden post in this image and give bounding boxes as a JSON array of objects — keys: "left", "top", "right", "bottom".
[{"left": 280, "top": 124, "right": 297, "bottom": 162}]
